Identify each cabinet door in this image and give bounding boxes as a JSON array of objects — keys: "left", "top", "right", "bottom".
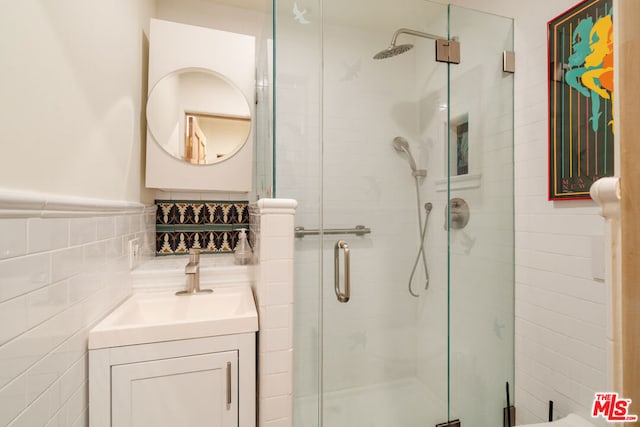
[{"left": 111, "top": 351, "right": 238, "bottom": 427}]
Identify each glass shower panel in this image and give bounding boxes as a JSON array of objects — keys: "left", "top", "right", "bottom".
[
  {"left": 273, "top": 0, "right": 323, "bottom": 425},
  {"left": 255, "top": 7, "right": 275, "bottom": 200},
  {"left": 447, "top": 7, "right": 514, "bottom": 426},
  {"left": 320, "top": 0, "right": 448, "bottom": 426}
]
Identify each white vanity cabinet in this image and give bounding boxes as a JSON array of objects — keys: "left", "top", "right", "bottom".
[
  {"left": 89, "top": 333, "right": 255, "bottom": 427},
  {"left": 111, "top": 351, "right": 237, "bottom": 426}
]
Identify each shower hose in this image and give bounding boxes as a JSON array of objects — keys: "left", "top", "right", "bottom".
[{"left": 408, "top": 176, "right": 431, "bottom": 298}]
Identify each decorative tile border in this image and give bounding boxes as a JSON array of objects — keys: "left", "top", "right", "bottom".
[
  {"left": 156, "top": 200, "right": 250, "bottom": 225},
  {"left": 155, "top": 200, "right": 249, "bottom": 255}
]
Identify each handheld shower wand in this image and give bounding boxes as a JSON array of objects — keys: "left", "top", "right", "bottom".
[
  {"left": 392, "top": 137, "right": 427, "bottom": 177},
  {"left": 392, "top": 136, "right": 431, "bottom": 297}
]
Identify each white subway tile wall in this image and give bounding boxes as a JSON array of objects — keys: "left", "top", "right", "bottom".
[
  {"left": 27, "top": 219, "right": 69, "bottom": 255},
  {"left": 511, "top": 1, "right": 608, "bottom": 424},
  {"left": 251, "top": 199, "right": 296, "bottom": 427},
  {"left": 0, "top": 200, "right": 155, "bottom": 426},
  {"left": 0, "top": 220, "right": 27, "bottom": 260}
]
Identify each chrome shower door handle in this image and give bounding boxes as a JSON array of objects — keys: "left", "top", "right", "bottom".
[{"left": 334, "top": 240, "right": 350, "bottom": 303}]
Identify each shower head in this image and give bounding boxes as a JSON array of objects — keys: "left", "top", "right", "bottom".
[
  {"left": 392, "top": 136, "right": 410, "bottom": 153},
  {"left": 373, "top": 28, "right": 446, "bottom": 60},
  {"left": 373, "top": 43, "right": 414, "bottom": 60},
  {"left": 424, "top": 202, "right": 433, "bottom": 212},
  {"left": 393, "top": 136, "right": 426, "bottom": 177}
]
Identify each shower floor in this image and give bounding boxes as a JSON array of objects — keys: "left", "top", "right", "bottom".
[{"left": 294, "top": 379, "right": 445, "bottom": 427}]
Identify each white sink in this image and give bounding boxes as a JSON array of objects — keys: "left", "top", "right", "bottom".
[{"left": 88, "top": 286, "right": 258, "bottom": 349}]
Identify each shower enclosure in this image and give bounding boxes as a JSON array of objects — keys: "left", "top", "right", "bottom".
[{"left": 273, "top": 1, "right": 514, "bottom": 425}]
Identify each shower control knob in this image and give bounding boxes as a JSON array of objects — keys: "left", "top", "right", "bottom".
[{"left": 444, "top": 198, "right": 470, "bottom": 230}]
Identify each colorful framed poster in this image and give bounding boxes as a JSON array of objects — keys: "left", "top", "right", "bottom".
[{"left": 548, "top": 0, "right": 614, "bottom": 200}]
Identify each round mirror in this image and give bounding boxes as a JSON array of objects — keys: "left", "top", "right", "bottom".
[{"left": 147, "top": 68, "right": 252, "bottom": 165}]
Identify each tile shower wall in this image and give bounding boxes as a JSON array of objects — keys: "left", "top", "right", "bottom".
[
  {"left": 155, "top": 200, "right": 249, "bottom": 255},
  {"left": 0, "top": 193, "right": 155, "bottom": 426}
]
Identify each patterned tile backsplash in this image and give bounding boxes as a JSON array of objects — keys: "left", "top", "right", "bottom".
[{"left": 155, "top": 200, "right": 250, "bottom": 255}]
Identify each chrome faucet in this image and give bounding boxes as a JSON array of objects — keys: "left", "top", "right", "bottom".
[{"left": 176, "top": 249, "right": 213, "bottom": 296}]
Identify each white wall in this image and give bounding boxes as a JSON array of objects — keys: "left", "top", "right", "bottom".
[
  {"left": 0, "top": 0, "right": 155, "bottom": 204},
  {"left": 155, "top": 0, "right": 268, "bottom": 44},
  {"left": 0, "top": 199, "right": 156, "bottom": 426},
  {"left": 442, "top": 0, "right": 608, "bottom": 424},
  {"left": 0, "top": 1, "right": 156, "bottom": 425},
  {"left": 512, "top": 2, "right": 607, "bottom": 424}
]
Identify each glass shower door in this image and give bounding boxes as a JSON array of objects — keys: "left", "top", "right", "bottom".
[
  {"left": 276, "top": 1, "right": 514, "bottom": 426},
  {"left": 319, "top": 1, "right": 449, "bottom": 426}
]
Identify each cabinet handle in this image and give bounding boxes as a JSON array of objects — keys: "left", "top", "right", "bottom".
[{"left": 226, "top": 362, "right": 232, "bottom": 410}]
